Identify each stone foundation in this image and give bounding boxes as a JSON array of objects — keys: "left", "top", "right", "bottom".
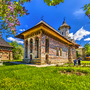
[{"left": 23, "top": 58, "right": 30, "bottom": 63}]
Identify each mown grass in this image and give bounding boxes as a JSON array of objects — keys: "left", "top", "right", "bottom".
[
  {"left": 1, "top": 59, "right": 23, "bottom": 62},
  {"left": 0, "top": 62, "right": 90, "bottom": 90},
  {"left": 64, "top": 60, "right": 90, "bottom": 66}
]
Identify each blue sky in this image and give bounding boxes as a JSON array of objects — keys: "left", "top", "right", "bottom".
[{"left": 6, "top": 0, "right": 90, "bottom": 47}]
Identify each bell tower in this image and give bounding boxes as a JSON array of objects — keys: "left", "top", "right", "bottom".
[{"left": 58, "top": 18, "right": 71, "bottom": 38}]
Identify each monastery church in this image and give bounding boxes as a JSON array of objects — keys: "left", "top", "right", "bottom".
[{"left": 16, "top": 19, "right": 79, "bottom": 65}]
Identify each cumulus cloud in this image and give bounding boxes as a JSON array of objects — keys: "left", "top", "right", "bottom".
[
  {"left": 73, "top": 9, "right": 84, "bottom": 16},
  {"left": 7, "top": 37, "right": 24, "bottom": 44},
  {"left": 69, "top": 33, "right": 74, "bottom": 39},
  {"left": 84, "top": 38, "right": 90, "bottom": 41},
  {"left": 69, "top": 27, "right": 90, "bottom": 41},
  {"left": 19, "top": 29, "right": 25, "bottom": 31}
]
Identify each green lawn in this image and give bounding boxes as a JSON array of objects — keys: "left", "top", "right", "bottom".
[{"left": 0, "top": 62, "right": 90, "bottom": 90}]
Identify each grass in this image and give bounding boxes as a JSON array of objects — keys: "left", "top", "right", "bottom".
[
  {"left": 1, "top": 59, "right": 23, "bottom": 62},
  {"left": 0, "top": 62, "right": 90, "bottom": 90},
  {"left": 64, "top": 60, "right": 90, "bottom": 66}
]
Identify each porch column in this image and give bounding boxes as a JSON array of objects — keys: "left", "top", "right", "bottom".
[
  {"left": 28, "top": 39, "right": 30, "bottom": 59},
  {"left": 24, "top": 40, "right": 25, "bottom": 59}
]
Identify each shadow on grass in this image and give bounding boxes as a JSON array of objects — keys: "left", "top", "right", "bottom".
[{"left": 3, "top": 62, "right": 18, "bottom": 66}]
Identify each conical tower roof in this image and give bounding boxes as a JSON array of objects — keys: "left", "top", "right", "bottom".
[{"left": 58, "top": 19, "right": 71, "bottom": 30}]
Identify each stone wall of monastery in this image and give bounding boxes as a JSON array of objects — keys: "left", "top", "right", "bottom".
[{"left": 41, "top": 34, "right": 76, "bottom": 64}]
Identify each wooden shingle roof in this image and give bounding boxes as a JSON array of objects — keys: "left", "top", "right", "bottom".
[{"left": 0, "top": 38, "right": 13, "bottom": 48}]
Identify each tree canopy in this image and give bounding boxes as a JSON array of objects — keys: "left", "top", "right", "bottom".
[
  {"left": 8, "top": 41, "right": 24, "bottom": 60},
  {"left": 1, "top": 0, "right": 90, "bottom": 37},
  {"left": 84, "top": 43, "right": 90, "bottom": 56}
]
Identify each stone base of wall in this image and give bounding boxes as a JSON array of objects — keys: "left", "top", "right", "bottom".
[
  {"left": 31, "top": 58, "right": 41, "bottom": 65},
  {"left": 50, "top": 59, "right": 68, "bottom": 64},
  {"left": 23, "top": 58, "right": 41, "bottom": 65},
  {"left": 23, "top": 58, "right": 30, "bottom": 63},
  {"left": 41, "top": 58, "right": 69, "bottom": 65}
]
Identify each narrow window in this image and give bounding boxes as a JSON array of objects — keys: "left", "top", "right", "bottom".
[
  {"left": 45, "top": 39, "right": 49, "bottom": 53},
  {"left": 62, "top": 32, "right": 63, "bottom": 35},
  {"left": 60, "top": 48, "right": 62, "bottom": 56},
  {"left": 56, "top": 47, "right": 59, "bottom": 56},
  {"left": 30, "top": 39, "right": 33, "bottom": 53}
]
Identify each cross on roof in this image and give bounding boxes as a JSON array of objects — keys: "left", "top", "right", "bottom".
[
  {"left": 41, "top": 15, "right": 44, "bottom": 20},
  {"left": 64, "top": 17, "right": 66, "bottom": 21}
]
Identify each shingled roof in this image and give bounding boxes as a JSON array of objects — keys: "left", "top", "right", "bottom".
[
  {"left": 58, "top": 19, "right": 71, "bottom": 30},
  {"left": 0, "top": 38, "right": 13, "bottom": 48}
]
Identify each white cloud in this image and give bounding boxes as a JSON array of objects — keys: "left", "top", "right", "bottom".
[
  {"left": 19, "top": 29, "right": 25, "bottom": 31},
  {"left": 69, "top": 33, "right": 74, "bottom": 39},
  {"left": 84, "top": 38, "right": 90, "bottom": 41},
  {"left": 73, "top": 9, "right": 84, "bottom": 16},
  {"left": 69, "top": 27, "right": 90, "bottom": 41},
  {"left": 7, "top": 37, "right": 24, "bottom": 44}
]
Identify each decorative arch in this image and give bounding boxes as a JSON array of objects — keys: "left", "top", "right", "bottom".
[
  {"left": 35, "top": 37, "right": 39, "bottom": 58},
  {"left": 25, "top": 40, "right": 28, "bottom": 58},
  {"left": 45, "top": 38, "right": 49, "bottom": 53},
  {"left": 30, "top": 39, "right": 33, "bottom": 53}
]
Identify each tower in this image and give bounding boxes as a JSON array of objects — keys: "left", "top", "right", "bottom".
[{"left": 58, "top": 19, "right": 71, "bottom": 38}]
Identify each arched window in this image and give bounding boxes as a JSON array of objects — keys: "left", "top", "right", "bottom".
[
  {"left": 25, "top": 40, "right": 28, "bottom": 58},
  {"left": 45, "top": 38, "right": 49, "bottom": 53},
  {"left": 56, "top": 47, "right": 59, "bottom": 56},
  {"left": 35, "top": 37, "right": 39, "bottom": 58},
  {"left": 30, "top": 39, "right": 33, "bottom": 53}
]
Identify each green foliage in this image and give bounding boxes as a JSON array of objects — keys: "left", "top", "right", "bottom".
[
  {"left": 84, "top": 43, "right": 90, "bottom": 56},
  {"left": 44, "top": 0, "right": 64, "bottom": 6},
  {"left": 76, "top": 51, "right": 81, "bottom": 59},
  {"left": 83, "top": 3, "right": 90, "bottom": 19},
  {"left": 8, "top": 41, "right": 24, "bottom": 60},
  {"left": 0, "top": 64, "right": 90, "bottom": 89}
]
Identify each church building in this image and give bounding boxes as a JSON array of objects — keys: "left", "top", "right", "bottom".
[
  {"left": 16, "top": 19, "right": 79, "bottom": 64},
  {"left": 0, "top": 34, "right": 13, "bottom": 60}
]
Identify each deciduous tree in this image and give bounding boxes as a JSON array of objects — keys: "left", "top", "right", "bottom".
[
  {"left": 8, "top": 41, "right": 24, "bottom": 60},
  {"left": 1, "top": 0, "right": 90, "bottom": 37}
]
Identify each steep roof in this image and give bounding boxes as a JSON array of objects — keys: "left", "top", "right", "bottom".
[
  {"left": 16, "top": 20, "right": 79, "bottom": 47},
  {"left": 58, "top": 20, "right": 71, "bottom": 30},
  {"left": 0, "top": 38, "right": 13, "bottom": 48}
]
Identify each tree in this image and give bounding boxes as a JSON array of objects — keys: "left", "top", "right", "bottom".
[
  {"left": 84, "top": 43, "right": 90, "bottom": 56},
  {"left": 1, "top": 0, "right": 90, "bottom": 37},
  {"left": 0, "top": 0, "right": 31, "bottom": 37},
  {"left": 8, "top": 41, "right": 24, "bottom": 60}
]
